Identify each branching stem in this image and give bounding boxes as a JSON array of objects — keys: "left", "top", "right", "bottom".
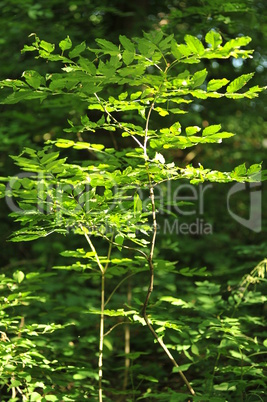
[
  {"left": 80, "top": 225, "right": 114, "bottom": 402},
  {"left": 142, "top": 103, "right": 196, "bottom": 396},
  {"left": 105, "top": 272, "right": 136, "bottom": 307},
  {"left": 94, "top": 93, "right": 144, "bottom": 150},
  {"left": 102, "top": 233, "right": 148, "bottom": 259}
]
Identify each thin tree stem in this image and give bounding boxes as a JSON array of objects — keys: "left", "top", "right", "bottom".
[
  {"left": 80, "top": 224, "right": 109, "bottom": 402},
  {"left": 123, "top": 278, "right": 132, "bottom": 390},
  {"left": 99, "top": 272, "right": 105, "bottom": 402},
  {"left": 99, "top": 235, "right": 114, "bottom": 401},
  {"left": 80, "top": 225, "right": 104, "bottom": 274},
  {"left": 142, "top": 181, "right": 195, "bottom": 395},
  {"left": 143, "top": 102, "right": 155, "bottom": 158}
]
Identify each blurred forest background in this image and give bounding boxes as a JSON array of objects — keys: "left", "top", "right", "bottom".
[{"left": 0, "top": 1, "right": 266, "bottom": 401}]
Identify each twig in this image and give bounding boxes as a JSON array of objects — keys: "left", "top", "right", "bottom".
[
  {"left": 104, "top": 321, "right": 130, "bottom": 337},
  {"left": 105, "top": 272, "right": 136, "bottom": 307},
  {"left": 94, "top": 93, "right": 144, "bottom": 150},
  {"left": 101, "top": 233, "right": 148, "bottom": 259},
  {"left": 143, "top": 102, "right": 155, "bottom": 158},
  {"left": 80, "top": 224, "right": 104, "bottom": 274}
]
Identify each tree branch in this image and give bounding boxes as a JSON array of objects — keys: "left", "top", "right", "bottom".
[{"left": 94, "top": 93, "right": 144, "bottom": 150}]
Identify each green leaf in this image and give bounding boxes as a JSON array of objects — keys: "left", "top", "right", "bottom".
[
  {"left": 10, "top": 379, "right": 21, "bottom": 387},
  {"left": 130, "top": 91, "right": 142, "bottom": 100},
  {"left": 205, "top": 30, "right": 222, "bottom": 49},
  {"left": 21, "top": 45, "right": 37, "bottom": 53},
  {"left": 98, "top": 60, "right": 116, "bottom": 78},
  {"left": 144, "top": 30, "right": 163, "bottom": 44},
  {"left": 184, "top": 35, "right": 205, "bottom": 55},
  {"left": 119, "top": 35, "right": 135, "bottom": 52},
  {"left": 95, "top": 38, "right": 120, "bottom": 55},
  {"left": 69, "top": 41, "right": 86, "bottom": 58},
  {"left": 73, "top": 370, "right": 97, "bottom": 380},
  {"left": 227, "top": 73, "right": 254, "bottom": 93},
  {"left": 30, "top": 392, "right": 42, "bottom": 401},
  {"left": 186, "top": 126, "right": 201, "bottom": 136},
  {"left": 54, "top": 139, "right": 75, "bottom": 148},
  {"left": 0, "top": 183, "right": 6, "bottom": 198},
  {"left": 192, "top": 68, "right": 207, "bottom": 88},
  {"left": 223, "top": 36, "right": 252, "bottom": 52},
  {"left": 172, "top": 363, "right": 192, "bottom": 373},
  {"left": 122, "top": 50, "right": 135, "bottom": 65},
  {"left": 190, "top": 89, "right": 208, "bottom": 99},
  {"left": 118, "top": 91, "right": 128, "bottom": 100},
  {"left": 191, "top": 344, "right": 199, "bottom": 356},
  {"left": 154, "top": 106, "right": 169, "bottom": 116},
  {"left": 40, "top": 40, "right": 55, "bottom": 53},
  {"left": 59, "top": 36, "right": 72, "bottom": 52},
  {"left": 158, "top": 34, "right": 174, "bottom": 51},
  {"left": 10, "top": 233, "right": 44, "bottom": 242},
  {"left": 207, "top": 78, "right": 230, "bottom": 91},
  {"left": 1, "top": 89, "right": 47, "bottom": 104},
  {"left": 137, "top": 374, "right": 158, "bottom": 383},
  {"left": 247, "top": 163, "right": 262, "bottom": 175},
  {"left": 40, "top": 152, "right": 60, "bottom": 165},
  {"left": 179, "top": 267, "right": 209, "bottom": 277},
  {"left": 171, "top": 41, "right": 191, "bottom": 59},
  {"left": 115, "top": 234, "right": 124, "bottom": 251},
  {"left": 78, "top": 56, "right": 97, "bottom": 75},
  {"left": 45, "top": 396, "right": 59, "bottom": 401},
  {"left": 134, "top": 193, "right": 142, "bottom": 215},
  {"left": 203, "top": 124, "right": 221, "bottom": 136},
  {"left": 137, "top": 38, "right": 156, "bottom": 58},
  {"left": 160, "top": 296, "right": 190, "bottom": 308},
  {"left": 232, "top": 163, "right": 247, "bottom": 176},
  {"left": 13, "top": 270, "right": 25, "bottom": 283},
  {"left": 207, "top": 132, "right": 234, "bottom": 140},
  {"left": 22, "top": 70, "right": 45, "bottom": 89},
  {"left": 170, "top": 121, "right": 182, "bottom": 134},
  {"left": 118, "top": 64, "right": 146, "bottom": 77}
]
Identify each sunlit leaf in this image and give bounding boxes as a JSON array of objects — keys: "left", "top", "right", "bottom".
[
  {"left": 69, "top": 41, "right": 86, "bottom": 58},
  {"left": 40, "top": 40, "right": 55, "bottom": 53},
  {"left": 13, "top": 270, "right": 25, "bottom": 283},
  {"left": 202, "top": 124, "right": 221, "bottom": 136},
  {"left": 192, "top": 68, "right": 207, "bottom": 88},
  {"left": 22, "top": 70, "right": 45, "bottom": 89},
  {"left": 115, "top": 234, "right": 124, "bottom": 251},
  {"left": 207, "top": 78, "right": 229, "bottom": 91},
  {"left": 184, "top": 35, "right": 205, "bottom": 55},
  {"left": 205, "top": 30, "right": 222, "bottom": 49},
  {"left": 227, "top": 73, "right": 254, "bottom": 93},
  {"left": 119, "top": 35, "right": 135, "bottom": 52},
  {"left": 186, "top": 126, "right": 201, "bottom": 136},
  {"left": 59, "top": 36, "right": 72, "bottom": 52}
]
